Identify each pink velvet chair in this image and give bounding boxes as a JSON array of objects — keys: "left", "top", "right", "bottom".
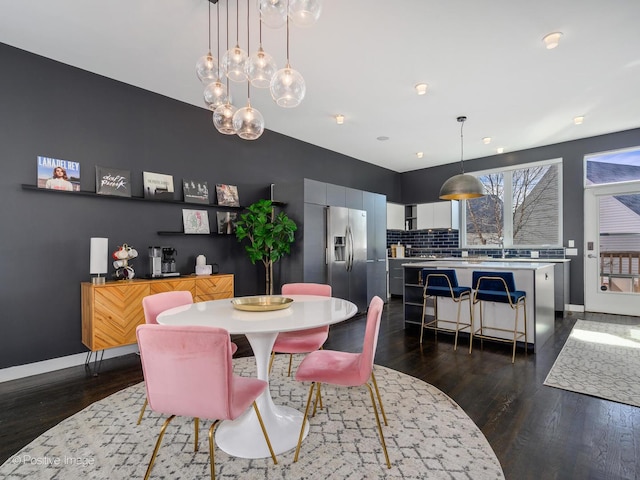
[
  {"left": 136, "top": 324, "right": 277, "bottom": 480},
  {"left": 269, "top": 283, "right": 332, "bottom": 377},
  {"left": 137, "top": 291, "right": 237, "bottom": 424},
  {"left": 293, "top": 295, "right": 391, "bottom": 468}
]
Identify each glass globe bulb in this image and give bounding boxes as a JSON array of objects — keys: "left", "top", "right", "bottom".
[
  {"left": 195, "top": 52, "right": 218, "bottom": 85},
  {"left": 257, "top": 0, "right": 287, "bottom": 28},
  {"left": 270, "top": 64, "right": 306, "bottom": 108},
  {"left": 288, "top": 0, "right": 322, "bottom": 27},
  {"left": 213, "top": 102, "right": 238, "bottom": 135},
  {"left": 232, "top": 102, "right": 265, "bottom": 140},
  {"left": 246, "top": 47, "right": 277, "bottom": 88},
  {"left": 203, "top": 80, "right": 228, "bottom": 111},
  {"left": 222, "top": 45, "right": 248, "bottom": 82}
]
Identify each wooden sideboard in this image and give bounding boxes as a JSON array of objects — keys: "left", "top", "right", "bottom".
[{"left": 81, "top": 274, "right": 234, "bottom": 351}]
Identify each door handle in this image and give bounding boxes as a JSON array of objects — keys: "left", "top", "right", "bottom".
[{"left": 587, "top": 254, "right": 597, "bottom": 258}]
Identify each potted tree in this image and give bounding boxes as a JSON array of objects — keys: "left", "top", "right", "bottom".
[{"left": 235, "top": 199, "right": 297, "bottom": 295}]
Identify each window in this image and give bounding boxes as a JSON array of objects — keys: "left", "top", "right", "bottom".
[
  {"left": 461, "top": 159, "right": 562, "bottom": 248},
  {"left": 585, "top": 146, "right": 640, "bottom": 186}
]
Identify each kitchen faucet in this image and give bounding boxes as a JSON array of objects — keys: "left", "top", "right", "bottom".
[{"left": 499, "top": 237, "right": 505, "bottom": 259}]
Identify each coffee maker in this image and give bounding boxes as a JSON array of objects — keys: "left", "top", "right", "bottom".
[
  {"left": 161, "top": 247, "right": 178, "bottom": 276},
  {"left": 149, "top": 246, "right": 180, "bottom": 278}
]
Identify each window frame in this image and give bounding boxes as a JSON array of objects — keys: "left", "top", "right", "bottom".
[{"left": 460, "top": 158, "right": 563, "bottom": 249}]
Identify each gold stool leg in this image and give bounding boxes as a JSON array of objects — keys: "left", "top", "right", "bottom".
[
  {"left": 468, "top": 295, "right": 474, "bottom": 354},
  {"left": 420, "top": 296, "right": 428, "bottom": 344}
]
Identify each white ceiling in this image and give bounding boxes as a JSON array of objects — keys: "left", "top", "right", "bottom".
[{"left": 2, "top": 0, "right": 640, "bottom": 173}]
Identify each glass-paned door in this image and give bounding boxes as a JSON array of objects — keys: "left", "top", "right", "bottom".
[{"left": 584, "top": 182, "right": 640, "bottom": 314}]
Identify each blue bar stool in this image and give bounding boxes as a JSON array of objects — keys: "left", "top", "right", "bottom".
[
  {"left": 420, "top": 269, "right": 473, "bottom": 351},
  {"left": 471, "top": 271, "right": 527, "bottom": 363}
]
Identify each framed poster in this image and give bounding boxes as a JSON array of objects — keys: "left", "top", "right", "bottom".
[
  {"left": 143, "top": 171, "right": 174, "bottom": 200},
  {"left": 216, "top": 212, "right": 237, "bottom": 234},
  {"left": 95, "top": 166, "right": 131, "bottom": 197},
  {"left": 183, "top": 179, "right": 209, "bottom": 204},
  {"left": 37, "top": 156, "right": 80, "bottom": 191},
  {"left": 182, "top": 209, "right": 210, "bottom": 234},
  {"left": 215, "top": 184, "right": 240, "bottom": 206}
]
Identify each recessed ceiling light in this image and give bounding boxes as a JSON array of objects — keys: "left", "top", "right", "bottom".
[
  {"left": 483, "top": 137, "right": 491, "bottom": 145},
  {"left": 574, "top": 116, "right": 584, "bottom": 125},
  {"left": 415, "top": 83, "right": 428, "bottom": 95},
  {"left": 497, "top": 147, "right": 505, "bottom": 154},
  {"left": 335, "top": 114, "right": 344, "bottom": 125},
  {"left": 416, "top": 152, "right": 424, "bottom": 159},
  {"left": 542, "top": 32, "right": 563, "bottom": 49},
  {"left": 376, "top": 136, "right": 389, "bottom": 141}
]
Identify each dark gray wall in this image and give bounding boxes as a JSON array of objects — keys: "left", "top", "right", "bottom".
[
  {"left": 0, "top": 43, "right": 400, "bottom": 369},
  {"left": 401, "top": 128, "right": 640, "bottom": 306}
]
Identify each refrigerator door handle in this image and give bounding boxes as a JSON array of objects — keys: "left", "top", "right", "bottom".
[{"left": 346, "top": 225, "right": 353, "bottom": 271}]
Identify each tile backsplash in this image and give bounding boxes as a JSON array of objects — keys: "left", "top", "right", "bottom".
[{"left": 387, "top": 229, "right": 565, "bottom": 259}]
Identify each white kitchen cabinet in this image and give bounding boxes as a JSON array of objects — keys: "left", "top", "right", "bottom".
[
  {"left": 387, "top": 202, "right": 405, "bottom": 230},
  {"left": 415, "top": 201, "right": 459, "bottom": 229}
]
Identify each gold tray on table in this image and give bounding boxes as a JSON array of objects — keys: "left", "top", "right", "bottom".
[{"left": 231, "top": 296, "right": 294, "bottom": 312}]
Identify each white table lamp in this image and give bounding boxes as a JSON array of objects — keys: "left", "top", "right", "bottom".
[{"left": 90, "top": 237, "right": 108, "bottom": 284}]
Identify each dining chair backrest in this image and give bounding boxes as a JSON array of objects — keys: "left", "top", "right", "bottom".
[
  {"left": 359, "top": 295, "right": 384, "bottom": 384},
  {"left": 281, "top": 283, "right": 332, "bottom": 297},
  {"left": 136, "top": 324, "right": 245, "bottom": 420},
  {"left": 142, "top": 291, "right": 193, "bottom": 324}
]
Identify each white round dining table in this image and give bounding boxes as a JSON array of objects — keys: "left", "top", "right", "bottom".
[{"left": 156, "top": 294, "right": 358, "bottom": 459}]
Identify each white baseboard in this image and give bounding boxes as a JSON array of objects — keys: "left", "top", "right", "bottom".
[
  {"left": 0, "top": 345, "right": 139, "bottom": 384},
  {"left": 565, "top": 304, "right": 585, "bottom": 313}
]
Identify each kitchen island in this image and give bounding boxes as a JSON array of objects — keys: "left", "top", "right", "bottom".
[{"left": 403, "top": 261, "right": 555, "bottom": 350}]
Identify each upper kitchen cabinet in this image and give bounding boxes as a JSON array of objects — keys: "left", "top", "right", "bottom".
[
  {"left": 387, "top": 202, "right": 405, "bottom": 230},
  {"left": 415, "top": 201, "right": 459, "bottom": 230}
]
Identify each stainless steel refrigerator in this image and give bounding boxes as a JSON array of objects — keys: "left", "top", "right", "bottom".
[{"left": 326, "top": 206, "right": 368, "bottom": 312}]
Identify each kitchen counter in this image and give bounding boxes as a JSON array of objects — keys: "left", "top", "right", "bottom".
[
  {"left": 402, "top": 261, "right": 555, "bottom": 350},
  {"left": 400, "top": 257, "right": 570, "bottom": 312},
  {"left": 403, "top": 260, "right": 554, "bottom": 269}
]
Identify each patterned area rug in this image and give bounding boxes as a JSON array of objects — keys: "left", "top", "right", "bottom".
[
  {"left": 544, "top": 319, "right": 640, "bottom": 407},
  {"left": 1, "top": 357, "right": 504, "bottom": 479}
]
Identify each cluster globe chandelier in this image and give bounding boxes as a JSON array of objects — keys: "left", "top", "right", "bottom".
[{"left": 195, "top": 0, "right": 322, "bottom": 140}]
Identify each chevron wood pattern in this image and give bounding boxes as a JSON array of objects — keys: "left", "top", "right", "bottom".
[{"left": 81, "top": 275, "right": 234, "bottom": 351}]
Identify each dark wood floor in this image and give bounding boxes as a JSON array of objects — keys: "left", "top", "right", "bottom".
[{"left": 1, "top": 298, "right": 639, "bottom": 479}]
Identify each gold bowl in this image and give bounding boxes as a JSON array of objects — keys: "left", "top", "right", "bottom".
[{"left": 231, "top": 296, "right": 294, "bottom": 312}]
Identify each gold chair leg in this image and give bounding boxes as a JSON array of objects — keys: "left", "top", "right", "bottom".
[
  {"left": 312, "top": 382, "right": 322, "bottom": 417},
  {"left": 208, "top": 420, "right": 220, "bottom": 480},
  {"left": 137, "top": 398, "right": 148, "bottom": 425},
  {"left": 371, "top": 371, "right": 388, "bottom": 426},
  {"left": 252, "top": 402, "right": 278, "bottom": 465},
  {"left": 268, "top": 351, "right": 276, "bottom": 374},
  {"left": 144, "top": 415, "right": 175, "bottom": 480},
  {"left": 365, "top": 383, "right": 391, "bottom": 469},
  {"left": 294, "top": 382, "right": 316, "bottom": 462},
  {"left": 194, "top": 417, "right": 199, "bottom": 452},
  {"left": 287, "top": 354, "right": 293, "bottom": 377}
]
